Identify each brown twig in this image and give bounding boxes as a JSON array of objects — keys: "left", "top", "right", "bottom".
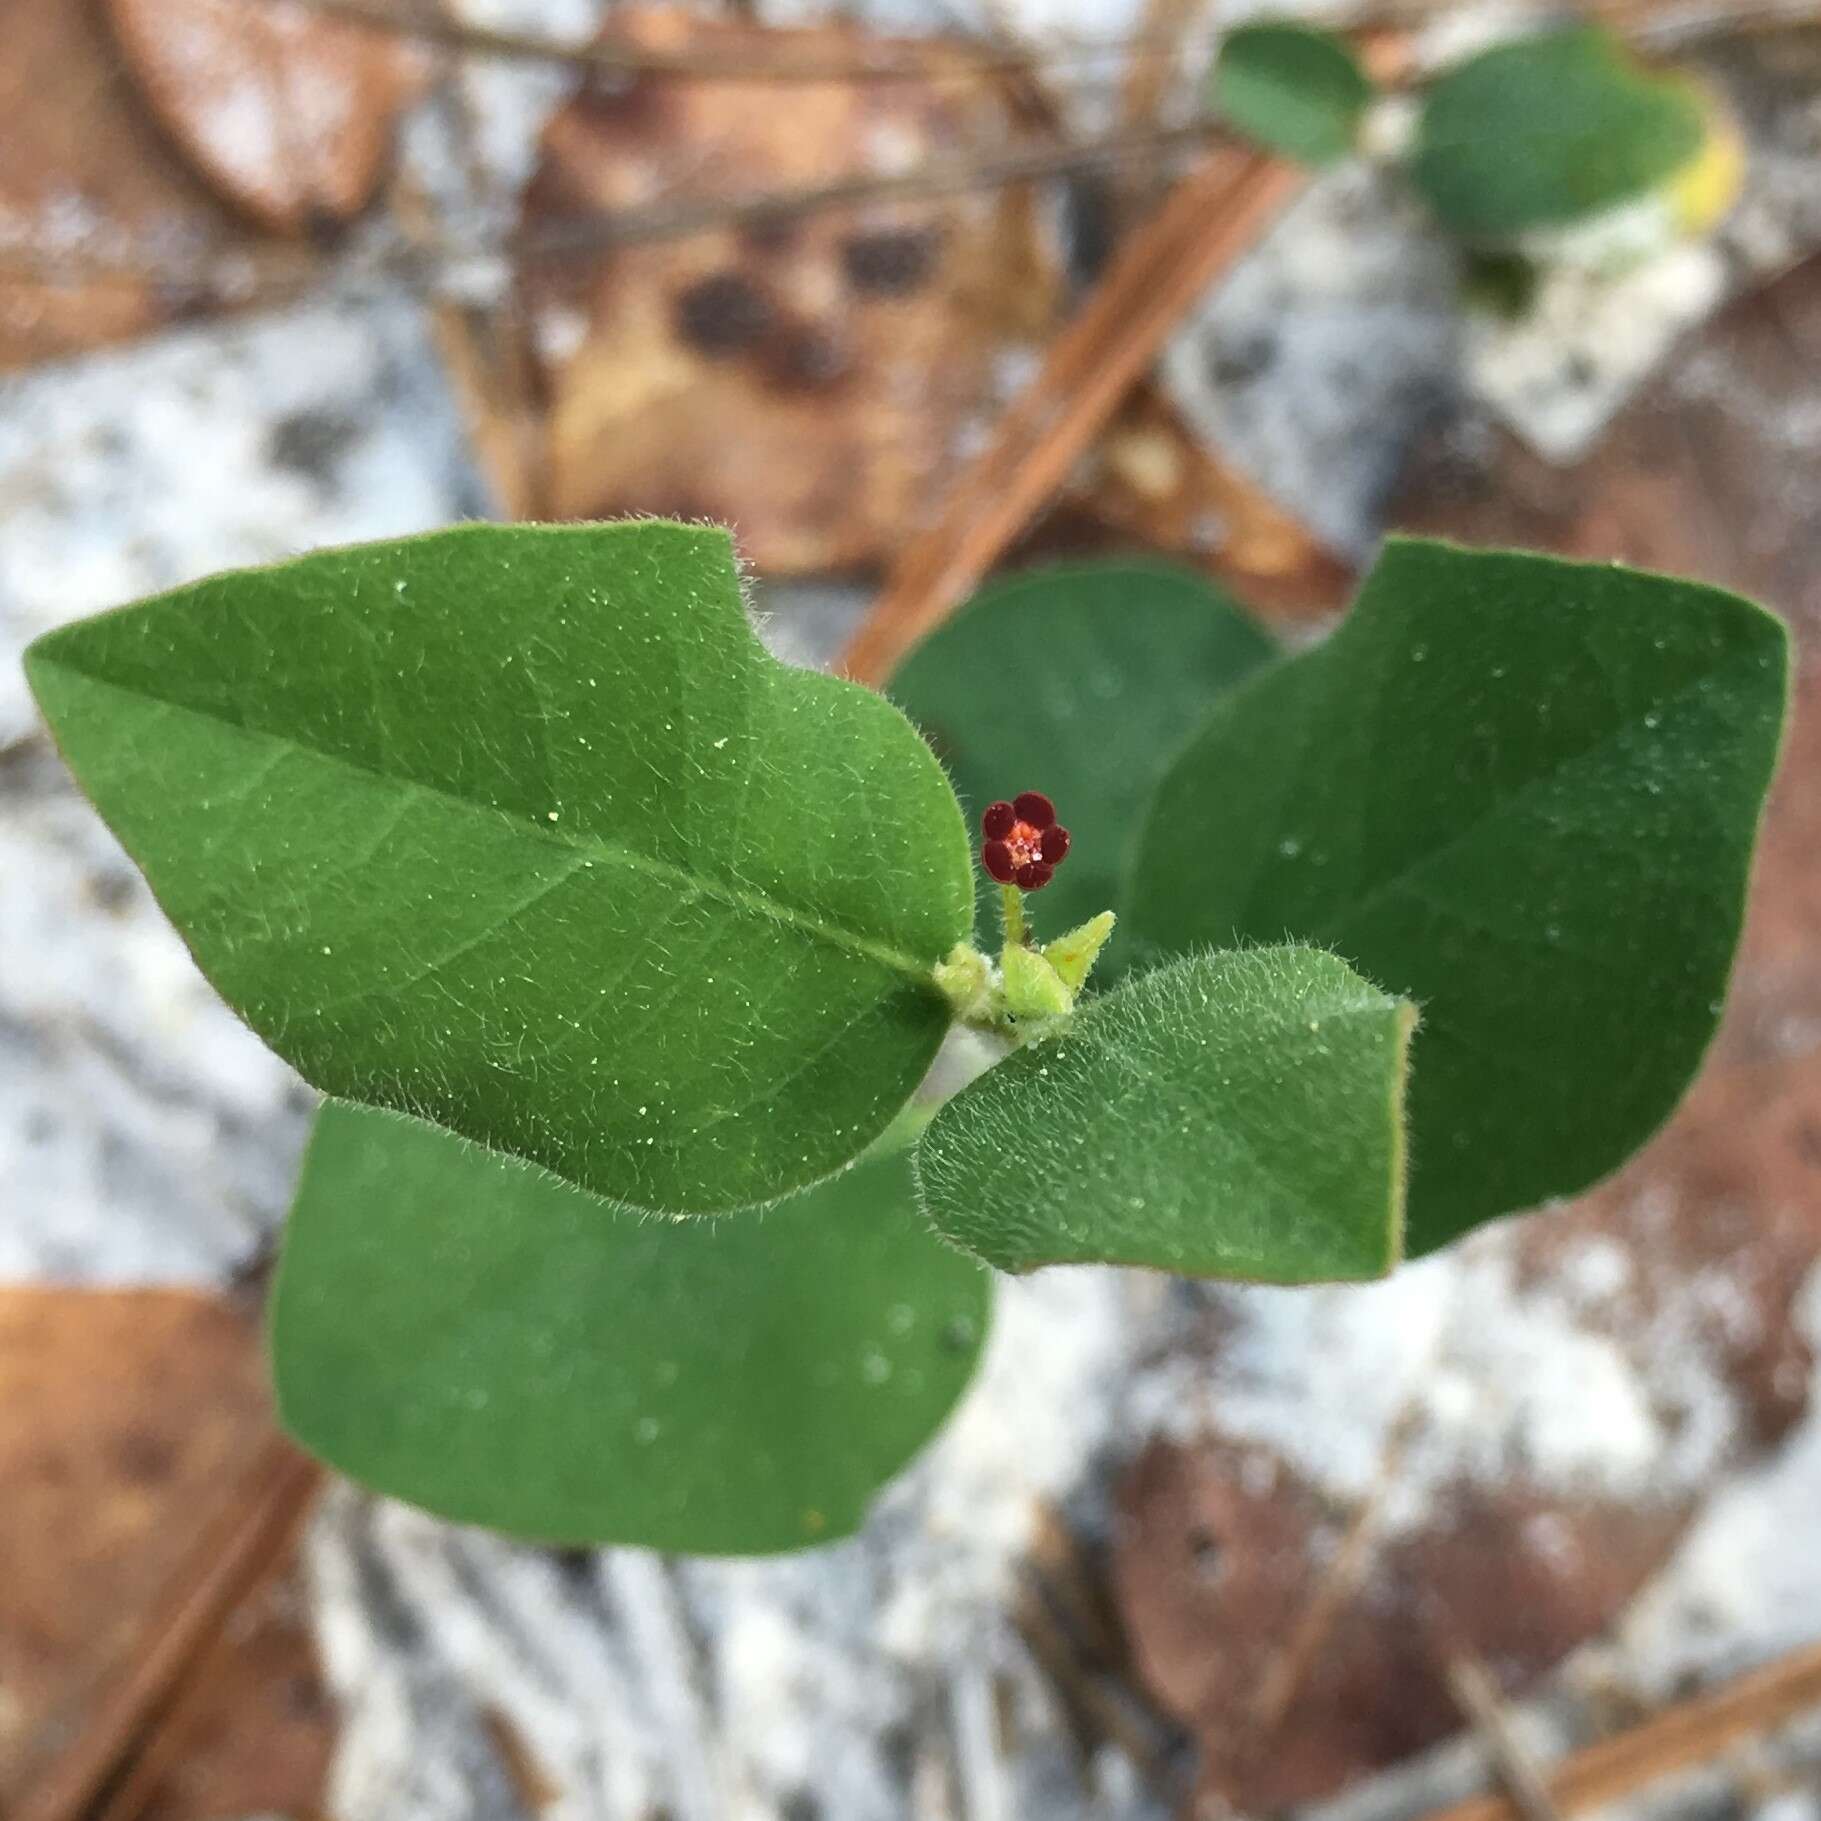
[
  {"left": 1245, "top": 1489, "right": 1386, "bottom": 1737},
  {"left": 514, "top": 119, "right": 1222, "bottom": 261},
  {"left": 1013, "top": 1505, "right": 1188, "bottom": 1795},
  {"left": 0, "top": 118, "right": 1227, "bottom": 313},
  {"left": 1420, "top": 1639, "right": 1821, "bottom": 1821},
  {"left": 1442, "top": 1645, "right": 1567, "bottom": 1821},
  {"left": 397, "top": 12, "right": 553, "bottom": 524},
  {"left": 1612, "top": 0, "right": 1821, "bottom": 49},
  {"left": 838, "top": 148, "right": 1303, "bottom": 685},
  {"left": 1245, "top": 1409, "right": 1426, "bottom": 1744},
  {"left": 288, "top": 0, "right": 1821, "bottom": 86},
  {"left": 299, "top": 0, "right": 1166, "bottom": 81},
  {"left": 17, "top": 1, "right": 1799, "bottom": 324},
  {"left": 1223, "top": 1389, "right": 1433, "bottom": 1800},
  {"left": 1110, "top": 0, "right": 1224, "bottom": 226},
  {"left": 13, "top": 1436, "right": 324, "bottom": 1821}
]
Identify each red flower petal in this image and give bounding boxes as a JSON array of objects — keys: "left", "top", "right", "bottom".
[
  {"left": 1013, "top": 860, "right": 1053, "bottom": 890},
  {"left": 982, "top": 800, "right": 1016, "bottom": 840},
  {"left": 983, "top": 840, "right": 1017, "bottom": 883},
  {"left": 1040, "top": 824, "right": 1071, "bottom": 864},
  {"left": 1012, "top": 790, "right": 1055, "bottom": 829}
]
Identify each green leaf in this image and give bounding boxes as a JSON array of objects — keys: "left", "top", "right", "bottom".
[
  {"left": 916, "top": 946, "right": 1414, "bottom": 1279},
  {"left": 1212, "top": 23, "right": 1375, "bottom": 167},
  {"left": 1126, "top": 539, "right": 1788, "bottom": 1256},
  {"left": 24, "top": 522, "right": 973, "bottom": 1215},
  {"left": 1410, "top": 25, "right": 1706, "bottom": 238},
  {"left": 887, "top": 561, "right": 1274, "bottom": 973},
  {"left": 273, "top": 1102, "right": 992, "bottom": 1554}
]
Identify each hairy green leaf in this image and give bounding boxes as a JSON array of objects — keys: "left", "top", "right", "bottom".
[
  {"left": 1411, "top": 25, "right": 1706, "bottom": 237},
  {"left": 1127, "top": 539, "right": 1788, "bottom": 1255},
  {"left": 887, "top": 561, "right": 1274, "bottom": 972},
  {"left": 273, "top": 1103, "right": 991, "bottom": 1553},
  {"left": 1212, "top": 23, "right": 1375, "bottom": 167},
  {"left": 25, "top": 522, "right": 973, "bottom": 1214},
  {"left": 917, "top": 947, "right": 1413, "bottom": 1279}
]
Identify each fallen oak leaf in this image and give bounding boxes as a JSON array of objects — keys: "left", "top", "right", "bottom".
[
  {"left": 515, "top": 7, "right": 1061, "bottom": 573},
  {"left": 105, "top": 0, "right": 427, "bottom": 237},
  {"left": 0, "top": 1288, "right": 278, "bottom": 1807},
  {"left": 0, "top": 0, "right": 257, "bottom": 371}
]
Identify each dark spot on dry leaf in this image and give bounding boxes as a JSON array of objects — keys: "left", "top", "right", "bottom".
[
  {"left": 511, "top": 8, "right": 1062, "bottom": 570},
  {"left": 742, "top": 215, "right": 802, "bottom": 255},
  {"left": 573, "top": 70, "right": 669, "bottom": 138},
  {"left": 154, "top": 279, "right": 228, "bottom": 325},
  {"left": 112, "top": 1429, "right": 177, "bottom": 1486},
  {"left": 673, "top": 272, "right": 774, "bottom": 356},
  {"left": 761, "top": 323, "right": 851, "bottom": 393},
  {"left": 1186, "top": 1523, "right": 1224, "bottom": 1579},
  {"left": 841, "top": 225, "right": 943, "bottom": 296}
]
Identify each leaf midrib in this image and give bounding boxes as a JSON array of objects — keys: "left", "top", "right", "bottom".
[{"left": 33, "top": 653, "right": 941, "bottom": 985}]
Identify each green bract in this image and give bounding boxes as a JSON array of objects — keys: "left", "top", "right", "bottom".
[
  {"left": 274, "top": 1103, "right": 991, "bottom": 1552},
  {"left": 1126, "top": 540, "right": 1787, "bottom": 1255},
  {"left": 887, "top": 560, "right": 1273, "bottom": 974},
  {"left": 1411, "top": 25, "right": 1707, "bottom": 237},
  {"left": 1212, "top": 23, "right": 1375, "bottom": 167},
  {"left": 919, "top": 947, "right": 1414, "bottom": 1278},
  {"left": 24, "top": 521, "right": 973, "bottom": 1215}
]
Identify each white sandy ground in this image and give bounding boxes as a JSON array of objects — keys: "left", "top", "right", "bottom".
[{"left": 4, "top": 4, "right": 1821, "bottom": 1814}]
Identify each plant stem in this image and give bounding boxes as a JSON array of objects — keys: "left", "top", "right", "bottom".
[{"left": 1000, "top": 883, "right": 1028, "bottom": 950}]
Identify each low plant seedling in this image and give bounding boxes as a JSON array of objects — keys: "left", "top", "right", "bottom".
[
  {"left": 25, "top": 523, "right": 1787, "bottom": 1552},
  {"left": 1211, "top": 20, "right": 1741, "bottom": 275}
]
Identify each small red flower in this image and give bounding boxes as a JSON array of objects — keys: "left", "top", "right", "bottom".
[{"left": 982, "top": 791, "right": 1071, "bottom": 891}]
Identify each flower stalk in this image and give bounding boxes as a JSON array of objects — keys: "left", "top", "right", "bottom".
[{"left": 934, "top": 790, "right": 1115, "bottom": 1042}]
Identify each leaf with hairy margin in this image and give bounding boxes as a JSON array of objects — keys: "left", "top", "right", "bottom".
[
  {"left": 274, "top": 1103, "right": 991, "bottom": 1552},
  {"left": 917, "top": 946, "right": 1415, "bottom": 1280},
  {"left": 25, "top": 521, "right": 973, "bottom": 1214},
  {"left": 1126, "top": 538, "right": 1787, "bottom": 1255}
]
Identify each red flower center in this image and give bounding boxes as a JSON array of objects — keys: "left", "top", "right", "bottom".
[{"left": 1003, "top": 819, "right": 1047, "bottom": 869}]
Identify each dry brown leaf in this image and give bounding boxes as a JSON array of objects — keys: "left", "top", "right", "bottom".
[
  {"left": 1120, "top": 1445, "right": 1701, "bottom": 1811},
  {"left": 86, "top": 1544, "right": 333, "bottom": 1821},
  {"left": 1118, "top": 1092, "right": 1821, "bottom": 1813},
  {"left": 1113, "top": 254, "right": 1821, "bottom": 1813},
  {"left": 514, "top": 8, "right": 1062, "bottom": 573},
  {"left": 105, "top": 0, "right": 425, "bottom": 237},
  {"left": 0, "top": 1288, "right": 277, "bottom": 1807},
  {"left": 0, "top": 0, "right": 253, "bottom": 371}
]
